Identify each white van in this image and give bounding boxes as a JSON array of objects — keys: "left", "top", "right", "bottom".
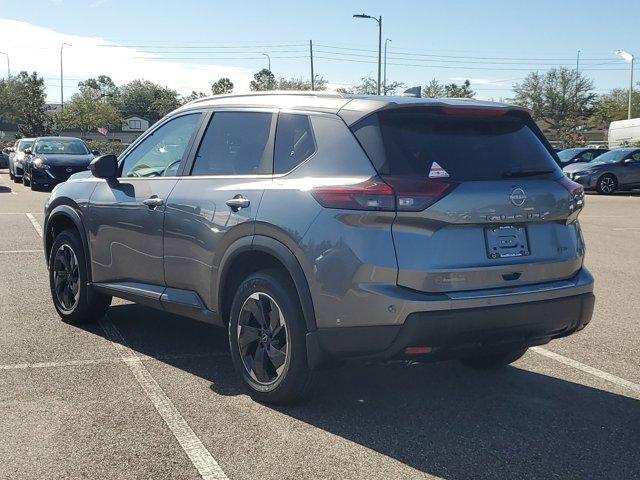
[{"left": 608, "top": 118, "right": 640, "bottom": 148}]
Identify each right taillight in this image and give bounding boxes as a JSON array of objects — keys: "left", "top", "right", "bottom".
[
  {"left": 382, "top": 175, "right": 456, "bottom": 211},
  {"left": 311, "top": 176, "right": 455, "bottom": 212}
]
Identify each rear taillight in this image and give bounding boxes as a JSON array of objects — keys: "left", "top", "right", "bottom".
[
  {"left": 311, "top": 176, "right": 455, "bottom": 212},
  {"left": 558, "top": 176, "right": 585, "bottom": 212},
  {"left": 558, "top": 175, "right": 584, "bottom": 197},
  {"left": 311, "top": 177, "right": 395, "bottom": 211},
  {"left": 382, "top": 175, "right": 456, "bottom": 212}
]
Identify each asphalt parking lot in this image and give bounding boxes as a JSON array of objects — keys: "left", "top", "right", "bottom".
[{"left": 0, "top": 169, "right": 639, "bottom": 480}]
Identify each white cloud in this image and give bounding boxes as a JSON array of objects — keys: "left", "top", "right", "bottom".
[{"left": 0, "top": 18, "right": 254, "bottom": 101}]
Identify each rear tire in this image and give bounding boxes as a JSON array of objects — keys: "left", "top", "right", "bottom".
[
  {"left": 22, "top": 173, "right": 30, "bottom": 186},
  {"left": 460, "top": 347, "right": 528, "bottom": 369},
  {"left": 596, "top": 174, "right": 617, "bottom": 195},
  {"left": 13, "top": 171, "right": 21, "bottom": 183},
  {"left": 228, "top": 269, "right": 312, "bottom": 404},
  {"left": 9, "top": 168, "right": 14, "bottom": 180},
  {"left": 49, "top": 229, "right": 111, "bottom": 324}
]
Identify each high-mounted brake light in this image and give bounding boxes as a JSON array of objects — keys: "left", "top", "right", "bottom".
[
  {"left": 441, "top": 107, "right": 508, "bottom": 117},
  {"left": 311, "top": 176, "right": 456, "bottom": 212}
]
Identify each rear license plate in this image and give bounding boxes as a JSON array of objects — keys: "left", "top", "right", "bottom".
[{"left": 485, "top": 225, "right": 530, "bottom": 259}]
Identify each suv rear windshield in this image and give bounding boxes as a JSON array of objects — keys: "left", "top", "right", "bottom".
[{"left": 352, "top": 108, "right": 560, "bottom": 181}]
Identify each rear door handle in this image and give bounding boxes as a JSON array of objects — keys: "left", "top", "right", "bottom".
[
  {"left": 225, "top": 195, "right": 250, "bottom": 211},
  {"left": 143, "top": 196, "right": 164, "bottom": 208}
]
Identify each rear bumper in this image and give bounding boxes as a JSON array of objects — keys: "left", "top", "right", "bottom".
[{"left": 306, "top": 271, "right": 595, "bottom": 367}]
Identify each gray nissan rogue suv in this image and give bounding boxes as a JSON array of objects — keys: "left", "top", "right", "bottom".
[{"left": 44, "top": 92, "right": 595, "bottom": 403}]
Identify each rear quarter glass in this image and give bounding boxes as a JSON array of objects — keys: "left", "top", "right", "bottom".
[{"left": 352, "top": 108, "right": 560, "bottom": 182}]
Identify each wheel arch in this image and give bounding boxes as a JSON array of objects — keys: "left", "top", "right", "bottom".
[
  {"left": 45, "top": 204, "right": 92, "bottom": 280},
  {"left": 217, "top": 235, "right": 317, "bottom": 333}
]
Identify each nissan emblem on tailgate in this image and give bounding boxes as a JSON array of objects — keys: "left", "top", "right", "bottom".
[{"left": 510, "top": 187, "right": 527, "bottom": 207}]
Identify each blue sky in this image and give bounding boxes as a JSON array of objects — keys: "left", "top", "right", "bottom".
[{"left": 0, "top": 0, "right": 638, "bottom": 101}]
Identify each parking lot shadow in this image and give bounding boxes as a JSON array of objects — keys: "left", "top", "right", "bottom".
[{"left": 94, "top": 303, "right": 640, "bottom": 480}]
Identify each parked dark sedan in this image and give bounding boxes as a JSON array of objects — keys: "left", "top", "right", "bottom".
[
  {"left": 22, "top": 137, "right": 97, "bottom": 191},
  {"left": 557, "top": 147, "right": 608, "bottom": 166},
  {"left": 563, "top": 148, "right": 640, "bottom": 194}
]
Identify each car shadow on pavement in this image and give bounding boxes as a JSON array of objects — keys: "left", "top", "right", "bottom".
[{"left": 94, "top": 303, "right": 640, "bottom": 480}]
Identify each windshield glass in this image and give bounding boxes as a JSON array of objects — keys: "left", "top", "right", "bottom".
[
  {"left": 18, "top": 141, "right": 33, "bottom": 152},
  {"left": 352, "top": 108, "right": 560, "bottom": 181},
  {"left": 557, "top": 148, "right": 582, "bottom": 161},
  {"left": 590, "top": 149, "right": 632, "bottom": 165},
  {"left": 35, "top": 139, "right": 89, "bottom": 155}
]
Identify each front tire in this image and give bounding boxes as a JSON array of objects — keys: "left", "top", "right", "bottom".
[
  {"left": 460, "top": 347, "right": 528, "bottom": 369},
  {"left": 228, "top": 270, "right": 312, "bottom": 404},
  {"left": 596, "top": 174, "right": 617, "bottom": 195},
  {"left": 49, "top": 229, "right": 111, "bottom": 324}
]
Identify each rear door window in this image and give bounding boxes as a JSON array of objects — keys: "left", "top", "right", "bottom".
[
  {"left": 274, "top": 113, "right": 316, "bottom": 174},
  {"left": 353, "top": 108, "right": 560, "bottom": 181},
  {"left": 191, "top": 111, "right": 274, "bottom": 176}
]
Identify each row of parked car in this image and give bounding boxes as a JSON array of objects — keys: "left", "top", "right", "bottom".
[
  {"left": 558, "top": 146, "right": 640, "bottom": 194},
  {"left": 5, "top": 137, "right": 99, "bottom": 191}
]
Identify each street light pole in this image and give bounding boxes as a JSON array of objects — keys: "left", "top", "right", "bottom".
[
  {"left": 0, "top": 51, "right": 9, "bottom": 78},
  {"left": 615, "top": 50, "right": 635, "bottom": 119},
  {"left": 353, "top": 13, "right": 382, "bottom": 95},
  {"left": 384, "top": 38, "right": 392, "bottom": 95},
  {"left": 60, "top": 43, "right": 72, "bottom": 113},
  {"left": 262, "top": 53, "right": 271, "bottom": 72}
]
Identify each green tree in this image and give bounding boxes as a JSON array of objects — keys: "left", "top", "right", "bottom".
[
  {"left": 592, "top": 83, "right": 640, "bottom": 127},
  {"left": 0, "top": 72, "right": 51, "bottom": 136},
  {"left": 249, "top": 69, "right": 276, "bottom": 91},
  {"left": 337, "top": 75, "right": 403, "bottom": 95},
  {"left": 513, "top": 68, "right": 595, "bottom": 147},
  {"left": 63, "top": 88, "right": 121, "bottom": 137},
  {"left": 182, "top": 91, "right": 208, "bottom": 103},
  {"left": 422, "top": 79, "right": 475, "bottom": 98},
  {"left": 275, "top": 76, "right": 328, "bottom": 91},
  {"left": 119, "top": 79, "right": 181, "bottom": 124},
  {"left": 211, "top": 77, "right": 234, "bottom": 95},
  {"left": 422, "top": 79, "right": 446, "bottom": 98},
  {"left": 78, "top": 75, "right": 120, "bottom": 106}
]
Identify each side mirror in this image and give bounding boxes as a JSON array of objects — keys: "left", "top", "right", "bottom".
[
  {"left": 92, "top": 150, "right": 100, "bottom": 156},
  {"left": 24, "top": 148, "right": 32, "bottom": 155},
  {"left": 90, "top": 154, "right": 119, "bottom": 180},
  {"left": 623, "top": 158, "right": 635, "bottom": 165}
]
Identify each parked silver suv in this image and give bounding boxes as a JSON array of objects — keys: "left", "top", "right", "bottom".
[{"left": 44, "top": 93, "right": 595, "bottom": 403}]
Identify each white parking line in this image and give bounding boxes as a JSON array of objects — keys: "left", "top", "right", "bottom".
[
  {"left": 26, "top": 213, "right": 43, "bottom": 237},
  {"left": 0, "top": 249, "right": 43, "bottom": 254},
  {"left": 99, "top": 317, "right": 229, "bottom": 480},
  {"left": 531, "top": 347, "right": 640, "bottom": 395},
  {"left": 0, "top": 352, "right": 229, "bottom": 371},
  {"left": 612, "top": 227, "right": 640, "bottom": 231},
  {"left": 23, "top": 213, "right": 229, "bottom": 479}
]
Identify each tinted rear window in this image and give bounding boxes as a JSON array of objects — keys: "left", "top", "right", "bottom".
[
  {"left": 274, "top": 113, "right": 316, "bottom": 174},
  {"left": 352, "top": 108, "right": 560, "bottom": 181}
]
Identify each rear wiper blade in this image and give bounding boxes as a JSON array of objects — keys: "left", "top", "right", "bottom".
[{"left": 501, "top": 169, "right": 555, "bottom": 178}]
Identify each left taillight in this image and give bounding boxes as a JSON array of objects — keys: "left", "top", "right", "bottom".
[
  {"left": 311, "top": 177, "right": 395, "bottom": 211},
  {"left": 311, "top": 176, "right": 456, "bottom": 212},
  {"left": 558, "top": 175, "right": 585, "bottom": 212}
]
